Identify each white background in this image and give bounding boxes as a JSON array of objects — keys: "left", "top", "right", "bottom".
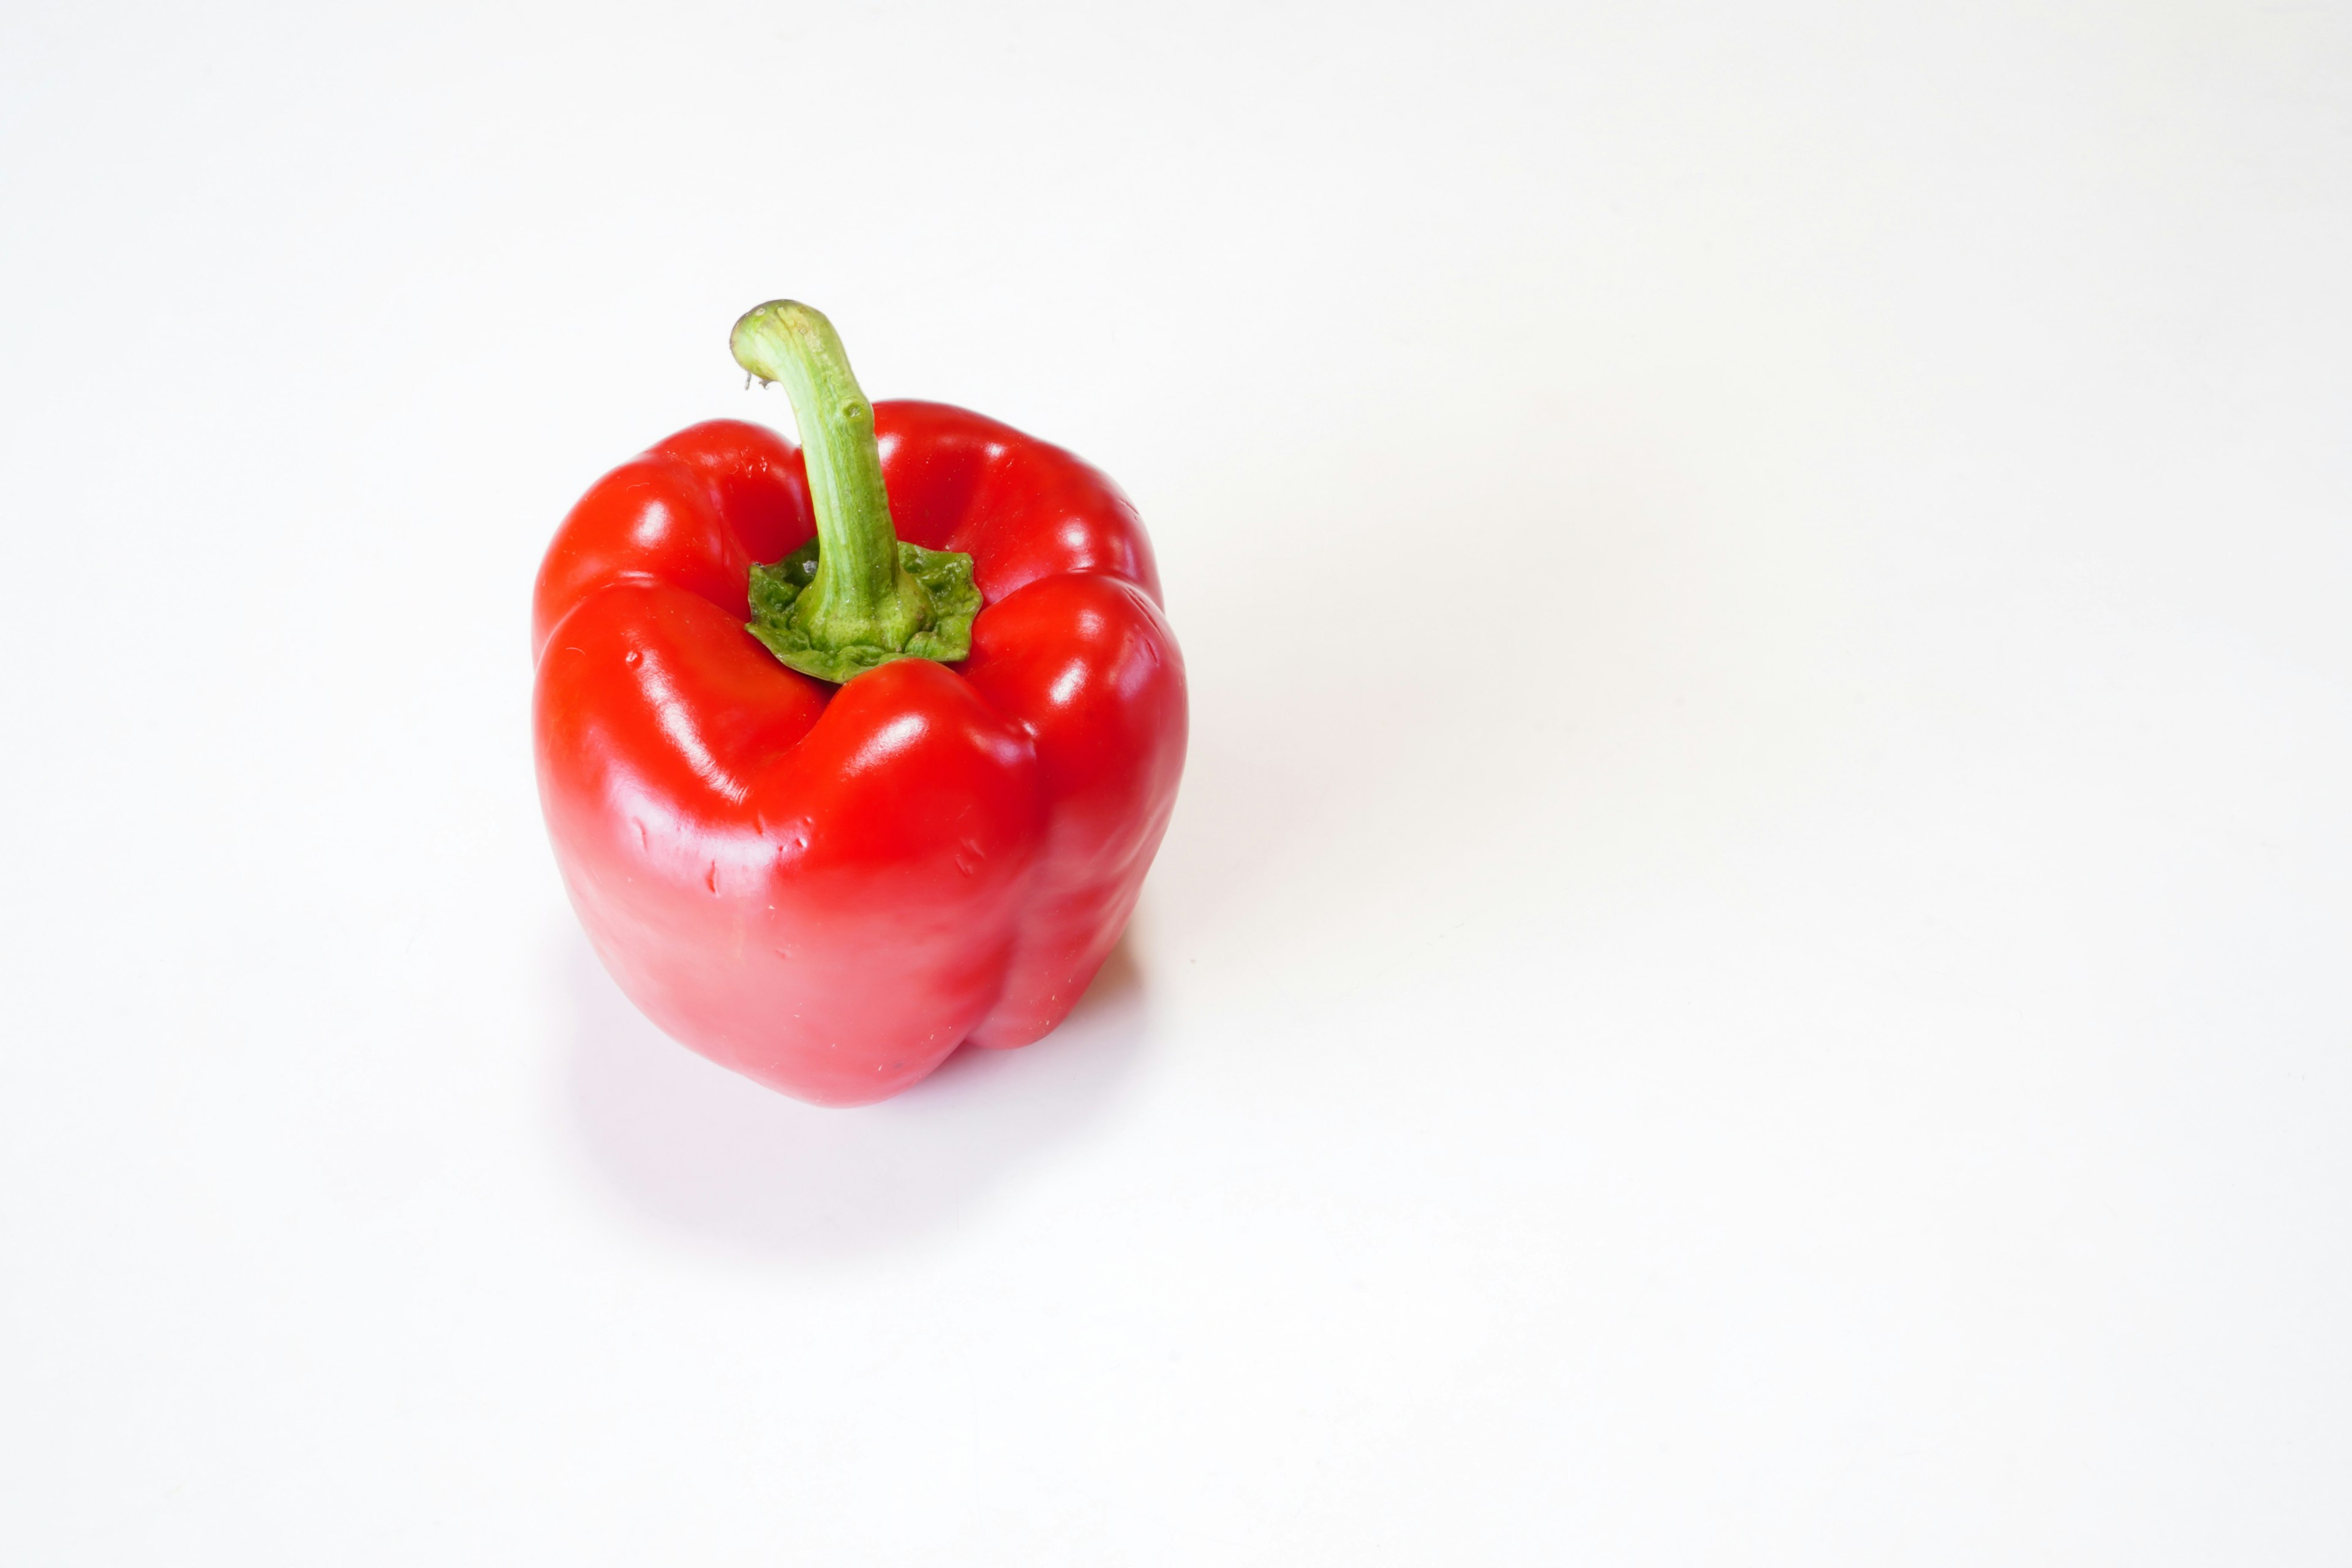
[{"left": 4, "top": 1, "right": 2348, "bottom": 1560}]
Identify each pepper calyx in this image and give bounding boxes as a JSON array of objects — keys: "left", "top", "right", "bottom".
[{"left": 748, "top": 537, "right": 980, "bottom": 683}]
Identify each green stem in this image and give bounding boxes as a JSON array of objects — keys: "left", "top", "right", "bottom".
[{"left": 729, "top": 301, "right": 978, "bottom": 682}]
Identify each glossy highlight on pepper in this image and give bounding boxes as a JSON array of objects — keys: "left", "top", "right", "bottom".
[{"left": 532, "top": 302, "right": 1187, "bottom": 1106}]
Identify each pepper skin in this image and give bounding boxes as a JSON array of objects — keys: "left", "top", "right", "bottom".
[{"left": 532, "top": 311, "right": 1185, "bottom": 1106}]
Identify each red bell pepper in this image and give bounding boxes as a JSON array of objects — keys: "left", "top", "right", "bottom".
[{"left": 532, "top": 303, "right": 1186, "bottom": 1106}]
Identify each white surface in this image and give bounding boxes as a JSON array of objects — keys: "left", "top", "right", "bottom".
[{"left": 4, "top": 0, "right": 2349, "bottom": 1559}]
